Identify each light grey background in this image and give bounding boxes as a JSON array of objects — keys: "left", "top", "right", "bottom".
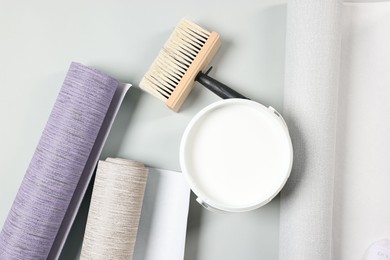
[{"left": 0, "top": 0, "right": 287, "bottom": 259}]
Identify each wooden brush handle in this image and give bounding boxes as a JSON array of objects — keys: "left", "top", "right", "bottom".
[
  {"left": 196, "top": 71, "right": 248, "bottom": 100},
  {"left": 167, "top": 32, "right": 221, "bottom": 112}
]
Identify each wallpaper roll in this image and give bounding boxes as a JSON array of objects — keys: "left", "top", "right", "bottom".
[
  {"left": 133, "top": 167, "right": 191, "bottom": 260},
  {"left": 80, "top": 159, "right": 148, "bottom": 260},
  {"left": 47, "top": 83, "right": 131, "bottom": 259},
  {"left": 279, "top": 0, "right": 342, "bottom": 259},
  {"left": 0, "top": 62, "right": 118, "bottom": 259},
  {"left": 333, "top": 3, "right": 390, "bottom": 259}
]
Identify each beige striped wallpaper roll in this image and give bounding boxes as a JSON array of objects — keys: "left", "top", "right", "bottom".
[{"left": 80, "top": 158, "right": 148, "bottom": 260}]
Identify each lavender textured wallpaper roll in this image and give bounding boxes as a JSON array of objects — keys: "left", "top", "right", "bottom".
[{"left": 0, "top": 62, "right": 118, "bottom": 259}]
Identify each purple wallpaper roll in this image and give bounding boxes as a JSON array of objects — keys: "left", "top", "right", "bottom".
[{"left": 0, "top": 62, "right": 118, "bottom": 259}]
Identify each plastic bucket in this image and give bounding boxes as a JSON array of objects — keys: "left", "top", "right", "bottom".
[{"left": 180, "top": 99, "right": 293, "bottom": 212}]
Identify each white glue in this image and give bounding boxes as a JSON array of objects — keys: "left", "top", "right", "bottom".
[{"left": 180, "top": 99, "right": 293, "bottom": 212}]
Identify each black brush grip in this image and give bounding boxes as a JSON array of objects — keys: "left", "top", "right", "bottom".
[{"left": 196, "top": 71, "right": 248, "bottom": 100}]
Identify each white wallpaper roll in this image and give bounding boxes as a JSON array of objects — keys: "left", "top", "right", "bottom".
[
  {"left": 80, "top": 159, "right": 148, "bottom": 260},
  {"left": 132, "top": 167, "right": 190, "bottom": 260},
  {"left": 279, "top": 0, "right": 342, "bottom": 259},
  {"left": 333, "top": 3, "right": 390, "bottom": 259},
  {"left": 280, "top": 1, "right": 390, "bottom": 259}
]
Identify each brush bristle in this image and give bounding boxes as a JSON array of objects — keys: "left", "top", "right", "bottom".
[{"left": 140, "top": 19, "right": 212, "bottom": 102}]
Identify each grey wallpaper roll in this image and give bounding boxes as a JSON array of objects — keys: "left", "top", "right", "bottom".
[
  {"left": 279, "top": 0, "right": 342, "bottom": 259},
  {"left": 0, "top": 62, "right": 118, "bottom": 259}
]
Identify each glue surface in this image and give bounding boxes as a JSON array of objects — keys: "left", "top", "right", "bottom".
[{"left": 181, "top": 100, "right": 292, "bottom": 210}]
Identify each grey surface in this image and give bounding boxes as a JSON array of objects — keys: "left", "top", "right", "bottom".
[{"left": 0, "top": 1, "right": 286, "bottom": 259}]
